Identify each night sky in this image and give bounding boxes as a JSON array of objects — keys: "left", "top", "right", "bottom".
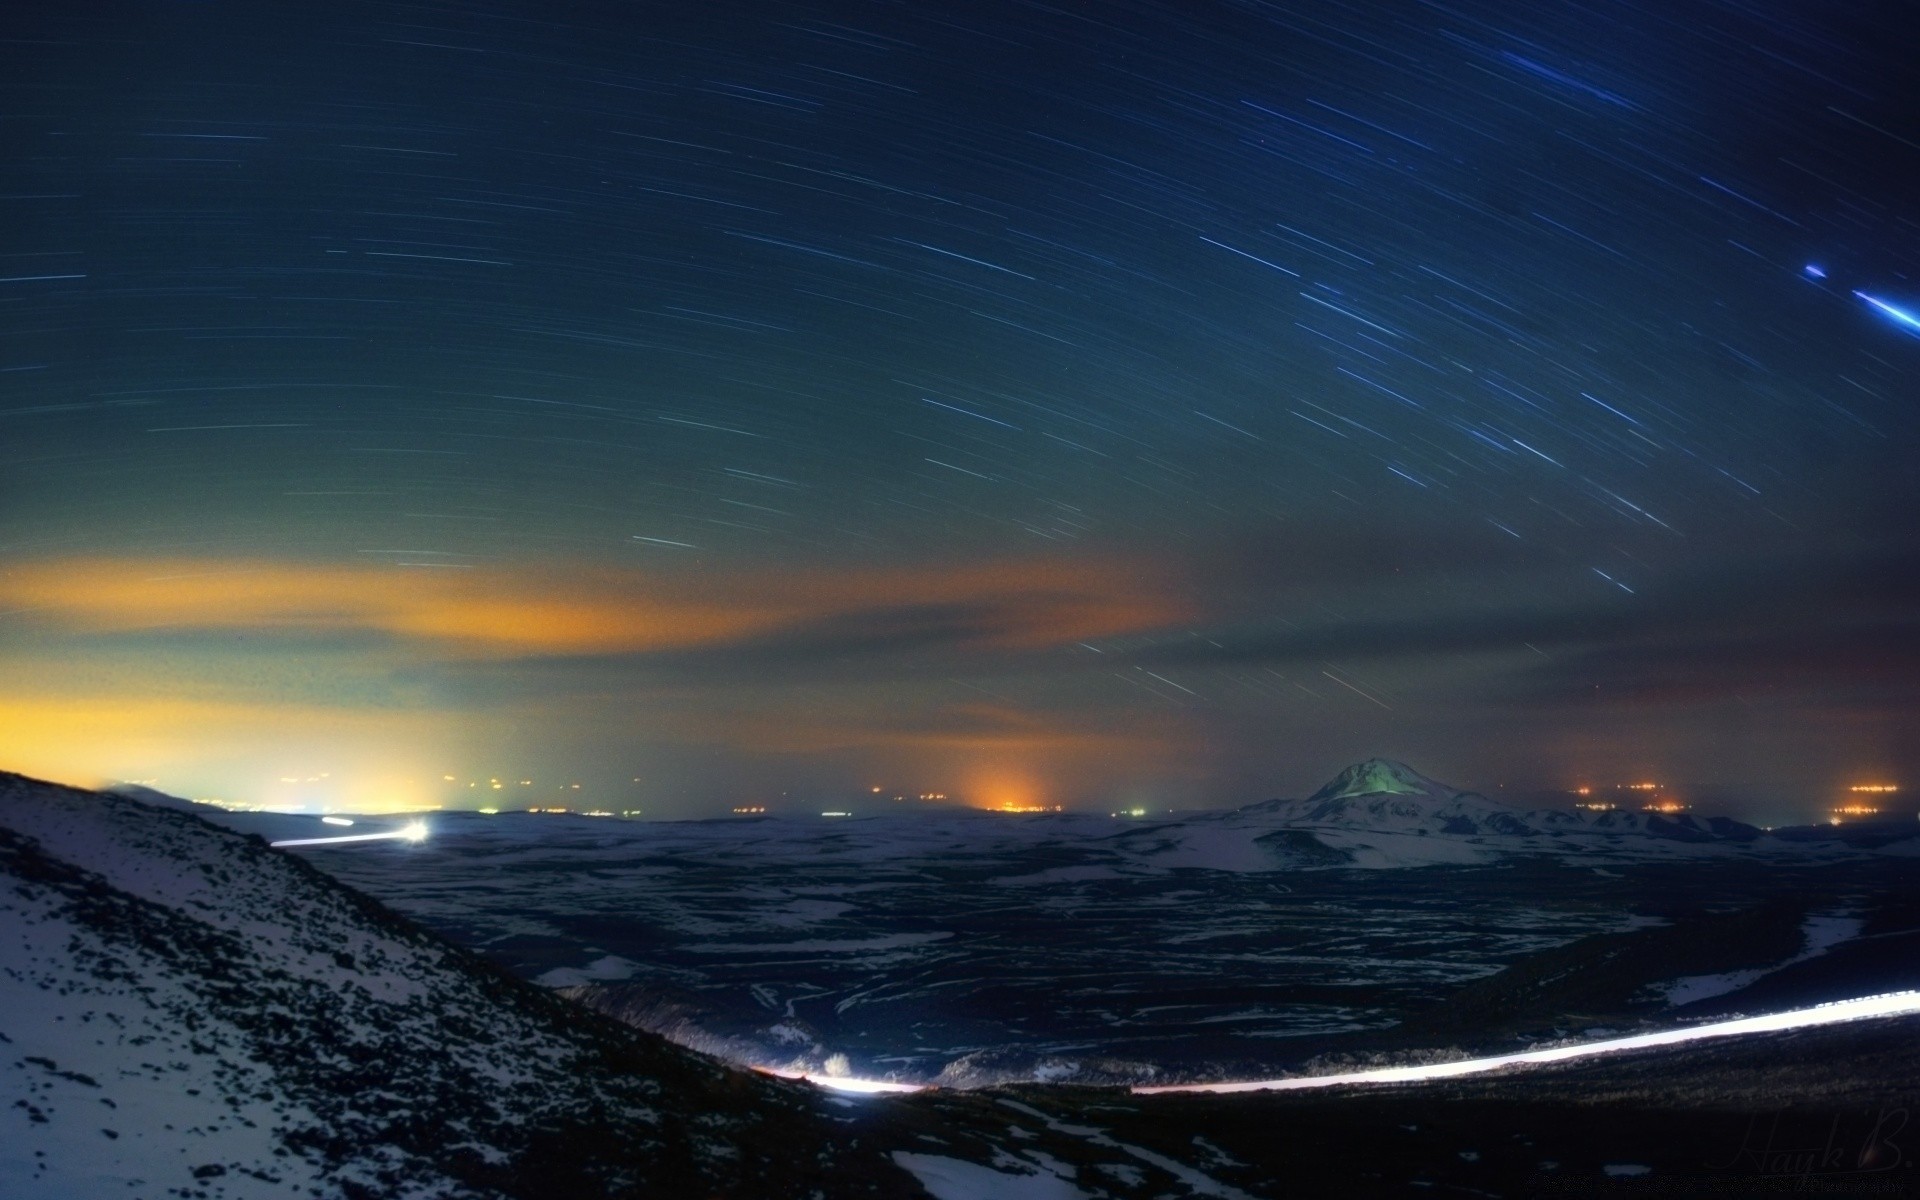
[{"left": 3, "top": 0, "right": 1916, "bottom": 819}]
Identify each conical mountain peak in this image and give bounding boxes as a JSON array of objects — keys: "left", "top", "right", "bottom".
[{"left": 1308, "top": 758, "right": 1458, "bottom": 804}]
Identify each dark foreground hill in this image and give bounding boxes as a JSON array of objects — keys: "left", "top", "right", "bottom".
[{"left": 0, "top": 771, "right": 926, "bottom": 1199}]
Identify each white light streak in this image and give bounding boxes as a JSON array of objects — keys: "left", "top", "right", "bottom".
[
  {"left": 1133, "top": 991, "right": 1920, "bottom": 1094},
  {"left": 1855, "top": 291, "right": 1920, "bottom": 335},
  {"left": 272, "top": 820, "right": 429, "bottom": 848},
  {"left": 739, "top": 992, "right": 1920, "bottom": 1100},
  {"left": 756, "top": 1067, "right": 925, "bottom": 1095}
]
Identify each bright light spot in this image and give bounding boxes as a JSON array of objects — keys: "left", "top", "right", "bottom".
[
  {"left": 1804, "top": 264, "right": 1825, "bottom": 278},
  {"left": 1134, "top": 991, "right": 1920, "bottom": 1094},
  {"left": 754, "top": 1066, "right": 924, "bottom": 1095},
  {"left": 321, "top": 816, "right": 354, "bottom": 827},
  {"left": 1855, "top": 291, "right": 1920, "bottom": 335}
]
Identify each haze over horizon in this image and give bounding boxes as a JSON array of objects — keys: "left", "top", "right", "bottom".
[{"left": 3, "top": 0, "right": 1916, "bottom": 820}]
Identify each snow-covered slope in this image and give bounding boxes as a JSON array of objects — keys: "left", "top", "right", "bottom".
[
  {"left": 0, "top": 771, "right": 916, "bottom": 1199},
  {"left": 1113, "top": 759, "right": 1794, "bottom": 870}
]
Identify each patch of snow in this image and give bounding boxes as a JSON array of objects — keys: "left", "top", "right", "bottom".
[
  {"left": 892, "top": 1152, "right": 1090, "bottom": 1200},
  {"left": 533, "top": 953, "right": 643, "bottom": 987},
  {"left": 1655, "top": 910, "right": 1865, "bottom": 1006}
]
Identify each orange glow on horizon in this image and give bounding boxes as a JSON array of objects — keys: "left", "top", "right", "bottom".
[
  {"left": 0, "top": 553, "right": 1191, "bottom": 811},
  {"left": 962, "top": 764, "right": 1049, "bottom": 813},
  {"left": 0, "top": 695, "right": 457, "bottom": 813}
]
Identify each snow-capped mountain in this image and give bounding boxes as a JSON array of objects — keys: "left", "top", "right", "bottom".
[
  {"left": 1114, "top": 758, "right": 1782, "bottom": 869},
  {"left": 1243, "top": 757, "right": 1543, "bottom": 836},
  {"left": 0, "top": 771, "right": 918, "bottom": 1199}
]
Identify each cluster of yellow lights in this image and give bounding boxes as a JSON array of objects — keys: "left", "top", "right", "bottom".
[
  {"left": 1574, "top": 801, "right": 1619, "bottom": 811},
  {"left": 1832, "top": 805, "right": 1882, "bottom": 817},
  {"left": 1850, "top": 784, "right": 1900, "bottom": 794},
  {"left": 732, "top": 805, "right": 767, "bottom": 814},
  {"left": 1641, "top": 800, "right": 1689, "bottom": 814},
  {"left": 874, "top": 789, "right": 952, "bottom": 802},
  {"left": 993, "top": 804, "right": 1063, "bottom": 813},
  {"left": 457, "top": 777, "right": 583, "bottom": 791}
]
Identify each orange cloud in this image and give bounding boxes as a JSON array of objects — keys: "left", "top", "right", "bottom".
[{"left": 0, "top": 555, "right": 1187, "bottom": 658}]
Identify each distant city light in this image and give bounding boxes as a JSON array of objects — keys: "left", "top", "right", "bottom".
[
  {"left": 731, "top": 805, "right": 766, "bottom": 814},
  {"left": 821, "top": 810, "right": 852, "bottom": 817},
  {"left": 1850, "top": 784, "right": 1899, "bottom": 794}
]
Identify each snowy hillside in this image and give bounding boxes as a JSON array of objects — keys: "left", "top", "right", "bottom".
[{"left": 0, "top": 771, "right": 918, "bottom": 1199}]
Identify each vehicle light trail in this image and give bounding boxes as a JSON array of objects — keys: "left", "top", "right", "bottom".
[
  {"left": 747, "top": 991, "right": 1920, "bottom": 1098},
  {"left": 753, "top": 1066, "right": 925, "bottom": 1094},
  {"left": 1133, "top": 991, "right": 1920, "bottom": 1094},
  {"left": 271, "top": 820, "right": 429, "bottom": 848}
]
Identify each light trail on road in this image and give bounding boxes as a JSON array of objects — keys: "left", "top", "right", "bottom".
[
  {"left": 755, "top": 1067, "right": 925, "bottom": 1094},
  {"left": 1132, "top": 990, "right": 1920, "bottom": 1094},
  {"left": 754, "top": 991, "right": 1920, "bottom": 1097},
  {"left": 271, "top": 820, "right": 429, "bottom": 848}
]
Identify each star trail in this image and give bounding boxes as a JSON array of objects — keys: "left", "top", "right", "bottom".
[{"left": 1, "top": 0, "right": 1915, "bottom": 817}]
